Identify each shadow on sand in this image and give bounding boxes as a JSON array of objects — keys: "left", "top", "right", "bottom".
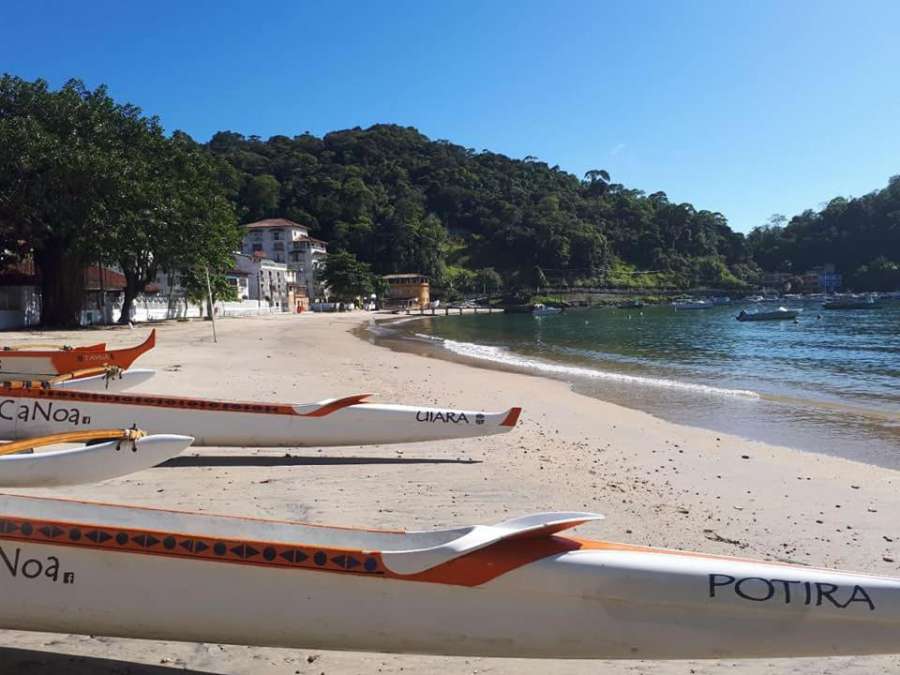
[
  {"left": 0, "top": 646, "right": 216, "bottom": 675},
  {"left": 159, "top": 454, "right": 481, "bottom": 468}
]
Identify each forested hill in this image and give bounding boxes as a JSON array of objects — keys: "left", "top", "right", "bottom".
[
  {"left": 747, "top": 177, "right": 900, "bottom": 291},
  {"left": 207, "top": 124, "right": 755, "bottom": 293}
]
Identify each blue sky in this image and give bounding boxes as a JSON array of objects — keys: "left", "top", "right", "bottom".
[{"left": 2, "top": 0, "right": 899, "bottom": 232}]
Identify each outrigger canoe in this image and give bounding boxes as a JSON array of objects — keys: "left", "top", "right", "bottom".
[
  {"left": 0, "top": 385, "right": 521, "bottom": 446},
  {"left": 0, "top": 429, "right": 192, "bottom": 487},
  {"left": 0, "top": 330, "right": 155, "bottom": 380},
  {"left": 0, "top": 498, "right": 897, "bottom": 659}
]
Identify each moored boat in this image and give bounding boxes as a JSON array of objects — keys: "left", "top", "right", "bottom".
[
  {"left": 616, "top": 300, "right": 644, "bottom": 309},
  {"left": 0, "top": 497, "right": 898, "bottom": 659},
  {"left": 672, "top": 299, "right": 712, "bottom": 310},
  {"left": 0, "top": 429, "right": 192, "bottom": 487},
  {"left": 736, "top": 307, "right": 799, "bottom": 322},
  {"left": 0, "top": 330, "right": 155, "bottom": 380},
  {"left": 0, "top": 386, "right": 521, "bottom": 447},
  {"left": 823, "top": 295, "right": 880, "bottom": 310},
  {"left": 532, "top": 303, "right": 562, "bottom": 316}
]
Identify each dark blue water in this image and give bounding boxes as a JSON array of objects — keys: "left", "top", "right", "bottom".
[{"left": 404, "top": 300, "right": 900, "bottom": 467}]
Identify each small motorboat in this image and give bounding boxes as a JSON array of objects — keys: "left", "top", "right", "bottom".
[
  {"left": 532, "top": 304, "right": 562, "bottom": 316},
  {"left": 616, "top": 300, "right": 644, "bottom": 310},
  {"left": 736, "top": 307, "right": 800, "bottom": 322}
]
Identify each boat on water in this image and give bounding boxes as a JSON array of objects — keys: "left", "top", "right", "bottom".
[
  {"left": 736, "top": 307, "right": 799, "bottom": 322},
  {"left": 710, "top": 296, "right": 731, "bottom": 305},
  {"left": 823, "top": 295, "right": 880, "bottom": 310},
  {"left": 0, "top": 330, "right": 155, "bottom": 380},
  {"left": 616, "top": 300, "right": 644, "bottom": 310},
  {"left": 672, "top": 299, "right": 713, "bottom": 310},
  {"left": 0, "top": 496, "right": 898, "bottom": 659},
  {"left": 0, "top": 429, "right": 192, "bottom": 487},
  {"left": 532, "top": 303, "right": 562, "bottom": 316},
  {"left": 0, "top": 385, "right": 521, "bottom": 446}
]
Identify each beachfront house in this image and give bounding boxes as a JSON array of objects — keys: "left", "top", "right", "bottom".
[
  {"left": 241, "top": 218, "right": 327, "bottom": 302},
  {"left": 383, "top": 274, "right": 430, "bottom": 309}
]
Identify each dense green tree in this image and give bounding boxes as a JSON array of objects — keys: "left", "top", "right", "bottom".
[
  {"left": 241, "top": 174, "right": 280, "bottom": 220},
  {"left": 0, "top": 76, "right": 157, "bottom": 325},
  {"left": 748, "top": 178, "right": 900, "bottom": 290},
  {"left": 474, "top": 267, "right": 502, "bottom": 295},
  {"left": 101, "top": 131, "right": 240, "bottom": 324},
  {"left": 0, "top": 76, "right": 240, "bottom": 325},
  {"left": 321, "top": 249, "right": 378, "bottom": 301}
]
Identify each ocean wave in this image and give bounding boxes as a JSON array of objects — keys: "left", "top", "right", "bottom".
[{"left": 438, "top": 338, "right": 760, "bottom": 400}]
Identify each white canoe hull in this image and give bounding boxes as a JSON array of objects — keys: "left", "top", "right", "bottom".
[
  {"left": 0, "top": 434, "right": 193, "bottom": 487},
  {"left": 0, "top": 388, "right": 520, "bottom": 447},
  {"left": 0, "top": 496, "right": 897, "bottom": 659}
]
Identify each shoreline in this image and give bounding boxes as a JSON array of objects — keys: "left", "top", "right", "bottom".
[
  {"left": 0, "top": 312, "right": 898, "bottom": 674},
  {"left": 367, "top": 310, "right": 900, "bottom": 470}
]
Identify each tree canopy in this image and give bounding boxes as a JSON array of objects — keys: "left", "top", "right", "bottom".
[
  {"left": 747, "top": 177, "right": 900, "bottom": 290},
  {"left": 208, "top": 125, "right": 755, "bottom": 293},
  {"left": 0, "top": 75, "right": 240, "bottom": 325}
]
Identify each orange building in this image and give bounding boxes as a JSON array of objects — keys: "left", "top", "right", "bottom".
[{"left": 383, "top": 274, "right": 430, "bottom": 308}]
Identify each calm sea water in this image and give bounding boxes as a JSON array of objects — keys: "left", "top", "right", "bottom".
[{"left": 395, "top": 300, "right": 900, "bottom": 467}]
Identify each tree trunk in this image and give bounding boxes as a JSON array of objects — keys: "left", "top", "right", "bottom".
[
  {"left": 118, "top": 274, "right": 142, "bottom": 325},
  {"left": 34, "top": 242, "right": 85, "bottom": 328}
]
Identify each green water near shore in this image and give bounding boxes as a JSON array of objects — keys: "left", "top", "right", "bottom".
[{"left": 380, "top": 299, "right": 900, "bottom": 468}]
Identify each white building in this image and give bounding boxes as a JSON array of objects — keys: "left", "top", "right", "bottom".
[
  {"left": 225, "top": 269, "right": 251, "bottom": 300},
  {"left": 233, "top": 253, "right": 291, "bottom": 309},
  {"left": 241, "top": 218, "right": 327, "bottom": 301}
]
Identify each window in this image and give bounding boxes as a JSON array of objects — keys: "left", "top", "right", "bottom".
[
  {"left": 252, "top": 244, "right": 263, "bottom": 253},
  {"left": 271, "top": 229, "right": 282, "bottom": 241},
  {"left": 273, "top": 242, "right": 284, "bottom": 251}
]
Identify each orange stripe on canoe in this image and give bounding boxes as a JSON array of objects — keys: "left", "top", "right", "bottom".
[
  {"left": 0, "top": 386, "right": 378, "bottom": 417},
  {"left": 0, "top": 510, "right": 580, "bottom": 585}
]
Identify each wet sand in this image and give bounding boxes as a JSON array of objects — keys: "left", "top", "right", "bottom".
[{"left": 0, "top": 312, "right": 899, "bottom": 674}]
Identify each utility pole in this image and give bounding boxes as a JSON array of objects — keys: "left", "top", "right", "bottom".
[{"left": 205, "top": 266, "right": 217, "bottom": 343}]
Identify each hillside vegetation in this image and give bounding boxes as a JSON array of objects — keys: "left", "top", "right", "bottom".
[{"left": 208, "top": 125, "right": 755, "bottom": 295}]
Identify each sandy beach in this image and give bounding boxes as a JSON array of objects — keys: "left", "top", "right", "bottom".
[{"left": 0, "top": 311, "right": 898, "bottom": 674}]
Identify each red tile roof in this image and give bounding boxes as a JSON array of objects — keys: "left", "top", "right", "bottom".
[
  {"left": 0, "top": 261, "right": 129, "bottom": 291},
  {"left": 243, "top": 218, "right": 310, "bottom": 230}
]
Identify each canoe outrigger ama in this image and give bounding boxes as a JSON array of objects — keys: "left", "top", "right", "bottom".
[
  {"left": 0, "top": 330, "right": 156, "bottom": 380},
  {"left": 0, "top": 428, "right": 192, "bottom": 487},
  {"left": 0, "top": 496, "right": 897, "bottom": 659},
  {"left": 0, "top": 385, "right": 521, "bottom": 447}
]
